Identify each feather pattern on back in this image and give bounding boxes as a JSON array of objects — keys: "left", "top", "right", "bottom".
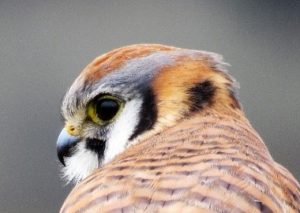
[{"left": 60, "top": 110, "right": 300, "bottom": 213}]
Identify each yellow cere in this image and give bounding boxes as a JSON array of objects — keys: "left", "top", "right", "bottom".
[{"left": 65, "top": 123, "right": 81, "bottom": 136}]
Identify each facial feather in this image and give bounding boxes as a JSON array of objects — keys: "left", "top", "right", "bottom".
[{"left": 58, "top": 44, "right": 240, "bottom": 184}]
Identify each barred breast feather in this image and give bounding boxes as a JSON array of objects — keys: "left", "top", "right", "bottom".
[{"left": 60, "top": 111, "right": 300, "bottom": 213}]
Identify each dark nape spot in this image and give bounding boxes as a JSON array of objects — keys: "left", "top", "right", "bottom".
[
  {"left": 86, "top": 138, "right": 106, "bottom": 159},
  {"left": 188, "top": 80, "right": 216, "bottom": 112},
  {"left": 129, "top": 87, "right": 157, "bottom": 140}
]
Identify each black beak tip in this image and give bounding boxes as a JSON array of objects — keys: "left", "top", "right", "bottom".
[
  {"left": 56, "top": 128, "right": 80, "bottom": 166},
  {"left": 57, "top": 141, "right": 78, "bottom": 166},
  {"left": 57, "top": 151, "right": 66, "bottom": 166},
  {"left": 57, "top": 145, "right": 67, "bottom": 166}
]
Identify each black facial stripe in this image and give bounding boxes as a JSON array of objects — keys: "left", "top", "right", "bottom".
[
  {"left": 86, "top": 138, "right": 106, "bottom": 159},
  {"left": 188, "top": 80, "right": 216, "bottom": 112},
  {"left": 129, "top": 87, "right": 157, "bottom": 141}
]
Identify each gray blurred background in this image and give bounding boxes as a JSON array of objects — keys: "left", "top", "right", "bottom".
[{"left": 0, "top": 0, "right": 299, "bottom": 212}]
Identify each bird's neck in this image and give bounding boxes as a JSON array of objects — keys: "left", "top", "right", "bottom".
[
  {"left": 123, "top": 107, "right": 272, "bottom": 166},
  {"left": 186, "top": 107, "right": 272, "bottom": 159}
]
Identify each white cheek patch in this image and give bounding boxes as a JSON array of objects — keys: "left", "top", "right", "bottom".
[
  {"left": 61, "top": 143, "right": 99, "bottom": 184},
  {"left": 61, "top": 99, "right": 142, "bottom": 184},
  {"left": 103, "top": 99, "right": 142, "bottom": 164}
]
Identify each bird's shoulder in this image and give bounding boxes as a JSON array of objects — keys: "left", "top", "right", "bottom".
[{"left": 61, "top": 113, "right": 300, "bottom": 212}]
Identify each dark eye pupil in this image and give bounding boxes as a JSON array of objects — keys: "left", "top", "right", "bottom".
[{"left": 96, "top": 99, "right": 119, "bottom": 121}]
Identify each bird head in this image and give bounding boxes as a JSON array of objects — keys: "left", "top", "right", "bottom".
[{"left": 57, "top": 44, "right": 240, "bottom": 184}]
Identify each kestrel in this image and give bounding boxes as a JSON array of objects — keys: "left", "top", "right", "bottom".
[{"left": 57, "top": 44, "right": 300, "bottom": 212}]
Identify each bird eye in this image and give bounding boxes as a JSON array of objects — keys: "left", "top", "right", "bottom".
[
  {"left": 96, "top": 99, "right": 119, "bottom": 121},
  {"left": 87, "top": 95, "right": 123, "bottom": 125}
]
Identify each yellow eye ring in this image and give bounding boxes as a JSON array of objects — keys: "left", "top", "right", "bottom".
[{"left": 87, "top": 95, "right": 124, "bottom": 125}]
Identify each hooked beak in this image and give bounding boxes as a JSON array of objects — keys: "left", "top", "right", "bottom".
[{"left": 56, "top": 128, "right": 80, "bottom": 166}]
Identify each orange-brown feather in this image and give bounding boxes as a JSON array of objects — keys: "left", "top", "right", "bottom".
[
  {"left": 60, "top": 44, "right": 300, "bottom": 212},
  {"left": 60, "top": 111, "right": 300, "bottom": 212},
  {"left": 82, "top": 44, "right": 176, "bottom": 82}
]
